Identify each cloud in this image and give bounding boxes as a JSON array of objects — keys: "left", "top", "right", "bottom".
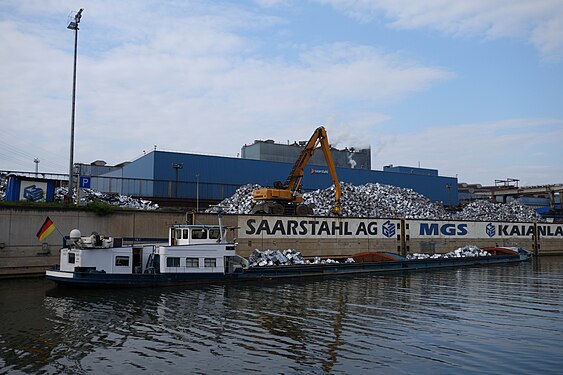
[
  {"left": 1, "top": 1, "right": 559, "bottom": 188},
  {"left": 374, "top": 118, "right": 563, "bottom": 185},
  {"left": 0, "top": 0, "right": 453, "bottom": 170},
  {"left": 317, "top": 0, "right": 563, "bottom": 60},
  {"left": 253, "top": 0, "right": 291, "bottom": 8}
]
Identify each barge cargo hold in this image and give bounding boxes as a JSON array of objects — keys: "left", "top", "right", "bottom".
[{"left": 46, "top": 221, "right": 532, "bottom": 288}]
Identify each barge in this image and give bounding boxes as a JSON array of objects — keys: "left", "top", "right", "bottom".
[{"left": 46, "top": 215, "right": 532, "bottom": 288}]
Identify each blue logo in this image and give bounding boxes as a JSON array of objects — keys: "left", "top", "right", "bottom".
[
  {"left": 382, "top": 220, "right": 396, "bottom": 238},
  {"left": 486, "top": 223, "right": 496, "bottom": 237},
  {"left": 23, "top": 185, "right": 44, "bottom": 201}
]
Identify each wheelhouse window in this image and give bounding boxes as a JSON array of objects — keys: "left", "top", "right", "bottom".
[
  {"left": 208, "top": 228, "right": 221, "bottom": 239},
  {"left": 204, "top": 258, "right": 217, "bottom": 268},
  {"left": 175, "top": 229, "right": 182, "bottom": 240},
  {"left": 186, "top": 257, "right": 199, "bottom": 268},
  {"left": 167, "top": 257, "right": 180, "bottom": 267},
  {"left": 115, "top": 256, "right": 129, "bottom": 267},
  {"left": 192, "top": 229, "right": 207, "bottom": 239},
  {"left": 182, "top": 229, "right": 190, "bottom": 239},
  {"left": 68, "top": 252, "right": 75, "bottom": 264}
]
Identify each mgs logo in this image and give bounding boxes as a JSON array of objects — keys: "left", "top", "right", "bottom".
[
  {"left": 382, "top": 220, "right": 396, "bottom": 238},
  {"left": 486, "top": 222, "right": 496, "bottom": 237}
]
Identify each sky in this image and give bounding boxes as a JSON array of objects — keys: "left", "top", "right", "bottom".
[{"left": 1, "top": 0, "right": 562, "bottom": 186}]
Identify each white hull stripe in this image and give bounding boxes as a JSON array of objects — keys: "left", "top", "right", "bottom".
[{"left": 46, "top": 270, "right": 74, "bottom": 279}]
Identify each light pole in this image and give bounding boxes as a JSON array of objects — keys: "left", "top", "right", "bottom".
[
  {"left": 67, "top": 8, "right": 83, "bottom": 202},
  {"left": 172, "top": 163, "right": 183, "bottom": 198}
]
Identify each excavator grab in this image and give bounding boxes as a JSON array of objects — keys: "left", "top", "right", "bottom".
[{"left": 251, "top": 126, "right": 342, "bottom": 216}]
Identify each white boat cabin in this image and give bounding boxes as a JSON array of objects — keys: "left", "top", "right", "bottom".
[{"left": 58, "top": 225, "right": 245, "bottom": 275}]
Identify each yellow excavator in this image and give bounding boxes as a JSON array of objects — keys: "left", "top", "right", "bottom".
[{"left": 251, "top": 126, "right": 342, "bottom": 216}]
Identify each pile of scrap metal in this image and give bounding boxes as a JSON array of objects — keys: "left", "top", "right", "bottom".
[
  {"left": 208, "top": 182, "right": 544, "bottom": 222},
  {"left": 248, "top": 248, "right": 308, "bottom": 267},
  {"left": 247, "top": 248, "right": 354, "bottom": 267},
  {"left": 406, "top": 245, "right": 491, "bottom": 260},
  {"left": 55, "top": 187, "right": 159, "bottom": 210},
  {"left": 455, "top": 200, "right": 543, "bottom": 222},
  {"left": 304, "top": 182, "right": 448, "bottom": 219},
  {"left": 0, "top": 173, "right": 6, "bottom": 200}
]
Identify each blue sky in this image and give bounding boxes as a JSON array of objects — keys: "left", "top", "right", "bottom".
[{"left": 1, "top": 0, "right": 562, "bottom": 185}]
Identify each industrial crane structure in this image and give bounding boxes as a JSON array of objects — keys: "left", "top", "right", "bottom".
[{"left": 251, "top": 126, "right": 342, "bottom": 216}]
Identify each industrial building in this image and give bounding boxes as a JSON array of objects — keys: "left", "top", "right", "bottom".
[
  {"left": 458, "top": 179, "right": 563, "bottom": 219},
  {"left": 96, "top": 146, "right": 458, "bottom": 208},
  {"left": 242, "top": 139, "right": 371, "bottom": 170}
]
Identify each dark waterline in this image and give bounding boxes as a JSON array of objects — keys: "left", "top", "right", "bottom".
[{"left": 1, "top": 257, "right": 562, "bottom": 374}]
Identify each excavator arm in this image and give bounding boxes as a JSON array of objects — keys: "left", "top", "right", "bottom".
[
  {"left": 252, "top": 126, "right": 341, "bottom": 215},
  {"left": 283, "top": 126, "right": 340, "bottom": 214}
]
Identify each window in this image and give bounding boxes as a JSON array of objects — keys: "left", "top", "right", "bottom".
[
  {"left": 68, "top": 252, "right": 75, "bottom": 264},
  {"left": 115, "top": 256, "right": 129, "bottom": 267},
  {"left": 167, "top": 257, "right": 180, "bottom": 267},
  {"left": 192, "top": 229, "right": 207, "bottom": 239},
  {"left": 183, "top": 229, "right": 190, "bottom": 239},
  {"left": 208, "top": 228, "right": 221, "bottom": 239},
  {"left": 186, "top": 258, "right": 199, "bottom": 268},
  {"left": 175, "top": 229, "right": 182, "bottom": 240},
  {"left": 204, "top": 258, "right": 217, "bottom": 268}
]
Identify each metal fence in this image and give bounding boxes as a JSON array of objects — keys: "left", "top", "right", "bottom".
[{"left": 87, "top": 176, "right": 242, "bottom": 200}]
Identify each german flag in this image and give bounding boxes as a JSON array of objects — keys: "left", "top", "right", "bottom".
[{"left": 36, "top": 217, "right": 56, "bottom": 241}]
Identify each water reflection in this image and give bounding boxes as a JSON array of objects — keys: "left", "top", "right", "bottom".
[{"left": 0, "top": 257, "right": 562, "bottom": 374}]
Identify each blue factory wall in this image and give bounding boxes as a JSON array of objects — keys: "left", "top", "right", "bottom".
[
  {"left": 100, "top": 151, "right": 458, "bottom": 205},
  {"left": 99, "top": 153, "right": 156, "bottom": 196}
]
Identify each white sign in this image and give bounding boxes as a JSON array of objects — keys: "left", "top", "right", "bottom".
[
  {"left": 409, "top": 220, "right": 563, "bottom": 239},
  {"left": 240, "top": 217, "right": 401, "bottom": 239},
  {"left": 239, "top": 217, "right": 563, "bottom": 239},
  {"left": 19, "top": 181, "right": 47, "bottom": 202}
]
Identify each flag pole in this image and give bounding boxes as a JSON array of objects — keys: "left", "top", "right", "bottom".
[{"left": 55, "top": 225, "right": 66, "bottom": 240}]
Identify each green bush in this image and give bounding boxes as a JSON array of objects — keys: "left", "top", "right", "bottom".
[{"left": 86, "top": 201, "right": 116, "bottom": 216}]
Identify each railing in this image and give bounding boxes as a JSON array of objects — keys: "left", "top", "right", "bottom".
[
  {"left": 1, "top": 171, "right": 319, "bottom": 201},
  {"left": 87, "top": 176, "right": 242, "bottom": 200}
]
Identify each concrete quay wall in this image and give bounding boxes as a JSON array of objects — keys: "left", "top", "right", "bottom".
[
  {"left": 1, "top": 208, "right": 562, "bottom": 277},
  {"left": 0, "top": 206, "right": 186, "bottom": 277},
  {"left": 196, "top": 213, "right": 563, "bottom": 258}
]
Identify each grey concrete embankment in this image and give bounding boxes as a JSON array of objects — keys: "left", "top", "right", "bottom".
[
  {"left": 2, "top": 207, "right": 562, "bottom": 278},
  {"left": 0, "top": 206, "right": 186, "bottom": 277}
]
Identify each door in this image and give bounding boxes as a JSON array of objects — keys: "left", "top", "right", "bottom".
[{"left": 133, "top": 248, "right": 143, "bottom": 273}]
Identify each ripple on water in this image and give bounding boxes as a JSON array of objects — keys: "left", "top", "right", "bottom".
[{"left": 0, "top": 258, "right": 562, "bottom": 374}]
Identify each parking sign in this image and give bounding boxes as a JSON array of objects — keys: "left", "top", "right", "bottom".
[{"left": 79, "top": 176, "right": 91, "bottom": 188}]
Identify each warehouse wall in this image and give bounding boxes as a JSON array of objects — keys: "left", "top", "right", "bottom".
[
  {"left": 102, "top": 151, "right": 458, "bottom": 205},
  {"left": 103, "top": 152, "right": 155, "bottom": 180}
]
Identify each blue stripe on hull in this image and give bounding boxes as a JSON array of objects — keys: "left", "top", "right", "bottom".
[{"left": 47, "top": 272, "right": 238, "bottom": 288}]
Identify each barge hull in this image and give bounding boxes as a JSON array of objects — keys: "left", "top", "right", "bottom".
[{"left": 46, "top": 253, "right": 530, "bottom": 288}]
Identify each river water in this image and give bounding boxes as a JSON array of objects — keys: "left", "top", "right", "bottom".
[{"left": 1, "top": 257, "right": 562, "bottom": 375}]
